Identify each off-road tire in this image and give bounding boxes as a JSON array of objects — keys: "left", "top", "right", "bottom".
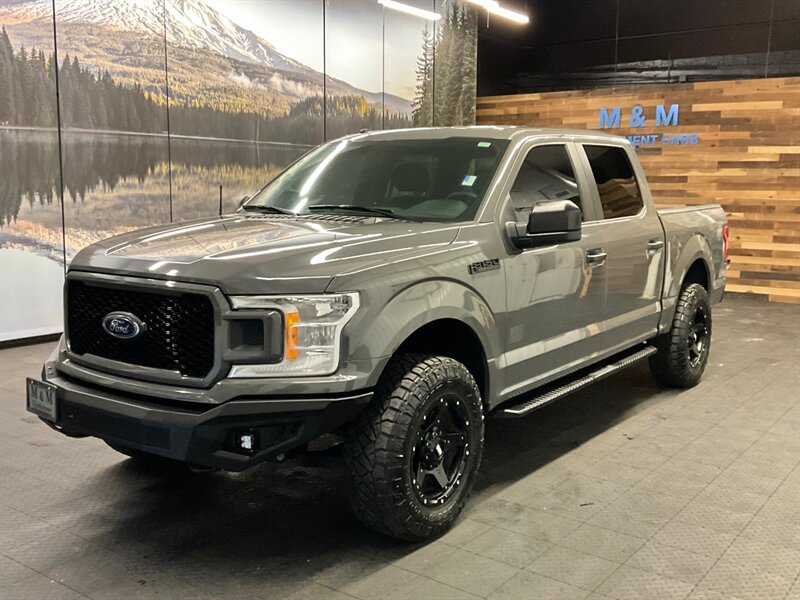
[
  {"left": 649, "top": 283, "right": 712, "bottom": 388},
  {"left": 345, "top": 354, "right": 484, "bottom": 541}
]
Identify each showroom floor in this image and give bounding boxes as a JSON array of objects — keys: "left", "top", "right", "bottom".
[{"left": 1, "top": 294, "right": 798, "bottom": 600}]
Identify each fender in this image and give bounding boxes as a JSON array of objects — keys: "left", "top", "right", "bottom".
[
  {"left": 352, "top": 279, "right": 502, "bottom": 395},
  {"left": 659, "top": 233, "right": 712, "bottom": 332}
]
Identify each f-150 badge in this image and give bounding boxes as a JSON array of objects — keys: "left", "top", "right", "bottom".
[{"left": 468, "top": 258, "right": 500, "bottom": 274}]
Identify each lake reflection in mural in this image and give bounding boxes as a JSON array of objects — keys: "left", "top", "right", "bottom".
[{"left": 1, "top": 129, "right": 305, "bottom": 264}]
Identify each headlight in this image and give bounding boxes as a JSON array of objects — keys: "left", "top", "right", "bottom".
[{"left": 228, "top": 292, "right": 359, "bottom": 377}]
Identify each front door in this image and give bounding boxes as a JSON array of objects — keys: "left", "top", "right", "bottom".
[{"left": 499, "top": 141, "right": 609, "bottom": 401}]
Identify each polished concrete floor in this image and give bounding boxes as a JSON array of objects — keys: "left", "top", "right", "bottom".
[{"left": 1, "top": 294, "right": 798, "bottom": 600}]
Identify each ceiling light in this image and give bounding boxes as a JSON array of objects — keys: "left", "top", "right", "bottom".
[
  {"left": 467, "top": 0, "right": 529, "bottom": 24},
  {"left": 378, "top": 0, "right": 442, "bottom": 20}
]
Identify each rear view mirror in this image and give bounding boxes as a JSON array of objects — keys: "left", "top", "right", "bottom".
[{"left": 505, "top": 200, "right": 582, "bottom": 249}]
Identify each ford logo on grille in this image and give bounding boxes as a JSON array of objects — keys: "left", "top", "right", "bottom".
[{"left": 101, "top": 312, "right": 145, "bottom": 340}]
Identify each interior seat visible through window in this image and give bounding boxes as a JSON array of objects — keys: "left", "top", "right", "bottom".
[
  {"left": 509, "top": 144, "right": 582, "bottom": 219},
  {"left": 388, "top": 163, "right": 430, "bottom": 203}
]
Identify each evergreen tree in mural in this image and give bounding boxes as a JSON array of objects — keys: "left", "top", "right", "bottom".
[
  {"left": 411, "top": 1, "right": 477, "bottom": 127},
  {"left": 0, "top": 30, "right": 15, "bottom": 122},
  {"left": 1, "top": 29, "right": 410, "bottom": 144},
  {"left": 0, "top": 30, "right": 163, "bottom": 133},
  {"left": 412, "top": 28, "right": 435, "bottom": 126},
  {"left": 0, "top": 28, "right": 57, "bottom": 127}
]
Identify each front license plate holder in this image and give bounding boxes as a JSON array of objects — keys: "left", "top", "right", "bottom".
[{"left": 26, "top": 378, "right": 58, "bottom": 422}]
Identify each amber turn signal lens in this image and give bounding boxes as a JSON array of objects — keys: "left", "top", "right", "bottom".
[{"left": 285, "top": 311, "right": 300, "bottom": 360}]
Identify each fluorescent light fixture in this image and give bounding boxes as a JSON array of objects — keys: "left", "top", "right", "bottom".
[
  {"left": 378, "top": 0, "right": 442, "bottom": 20},
  {"left": 467, "top": 0, "right": 529, "bottom": 24}
]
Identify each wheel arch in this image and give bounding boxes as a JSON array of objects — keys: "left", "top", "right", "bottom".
[
  {"left": 394, "top": 319, "right": 490, "bottom": 407},
  {"left": 665, "top": 233, "right": 713, "bottom": 300},
  {"left": 357, "top": 280, "right": 499, "bottom": 410},
  {"left": 659, "top": 235, "right": 713, "bottom": 334},
  {"left": 682, "top": 258, "right": 710, "bottom": 291}
]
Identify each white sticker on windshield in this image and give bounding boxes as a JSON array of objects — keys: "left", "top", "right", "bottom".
[{"left": 462, "top": 175, "right": 477, "bottom": 187}]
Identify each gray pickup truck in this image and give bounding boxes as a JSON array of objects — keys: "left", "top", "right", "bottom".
[{"left": 27, "top": 127, "right": 727, "bottom": 540}]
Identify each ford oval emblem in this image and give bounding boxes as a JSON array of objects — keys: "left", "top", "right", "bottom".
[{"left": 102, "top": 312, "right": 145, "bottom": 340}]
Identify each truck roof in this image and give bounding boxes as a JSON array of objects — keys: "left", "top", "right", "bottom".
[{"left": 349, "top": 125, "right": 628, "bottom": 144}]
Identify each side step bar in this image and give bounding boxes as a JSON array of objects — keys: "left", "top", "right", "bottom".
[{"left": 498, "top": 345, "right": 657, "bottom": 418}]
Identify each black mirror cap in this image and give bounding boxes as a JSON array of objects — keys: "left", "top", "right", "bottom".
[
  {"left": 506, "top": 200, "right": 582, "bottom": 249},
  {"left": 527, "top": 200, "right": 582, "bottom": 235}
]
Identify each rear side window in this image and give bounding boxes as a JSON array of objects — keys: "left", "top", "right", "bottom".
[
  {"left": 510, "top": 144, "right": 582, "bottom": 219},
  {"left": 584, "top": 145, "right": 643, "bottom": 219}
]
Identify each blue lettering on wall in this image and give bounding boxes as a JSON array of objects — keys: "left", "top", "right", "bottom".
[
  {"left": 655, "top": 104, "right": 679, "bottom": 126},
  {"left": 628, "top": 105, "right": 646, "bottom": 128},
  {"left": 626, "top": 134, "right": 660, "bottom": 146},
  {"left": 662, "top": 133, "right": 699, "bottom": 145},
  {"left": 598, "top": 103, "right": 698, "bottom": 146},
  {"left": 599, "top": 107, "right": 621, "bottom": 129}
]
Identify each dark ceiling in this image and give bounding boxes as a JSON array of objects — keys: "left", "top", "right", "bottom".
[{"left": 477, "top": 0, "right": 800, "bottom": 95}]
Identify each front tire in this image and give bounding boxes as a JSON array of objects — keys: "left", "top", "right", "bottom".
[
  {"left": 649, "top": 283, "right": 712, "bottom": 388},
  {"left": 345, "top": 355, "right": 484, "bottom": 541}
]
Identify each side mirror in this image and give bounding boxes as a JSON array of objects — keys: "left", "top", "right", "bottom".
[
  {"left": 238, "top": 195, "right": 250, "bottom": 210},
  {"left": 505, "top": 200, "right": 582, "bottom": 249}
]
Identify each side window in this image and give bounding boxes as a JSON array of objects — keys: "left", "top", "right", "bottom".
[
  {"left": 584, "top": 145, "right": 643, "bottom": 219},
  {"left": 509, "top": 144, "right": 582, "bottom": 220}
]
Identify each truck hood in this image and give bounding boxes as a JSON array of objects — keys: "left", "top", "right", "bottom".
[{"left": 70, "top": 214, "right": 461, "bottom": 294}]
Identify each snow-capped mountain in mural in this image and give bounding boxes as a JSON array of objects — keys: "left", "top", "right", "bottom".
[
  {"left": 3, "top": 0, "right": 306, "bottom": 73},
  {"left": 0, "top": 0, "right": 412, "bottom": 112}
]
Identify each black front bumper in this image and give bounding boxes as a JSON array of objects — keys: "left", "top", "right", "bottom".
[{"left": 36, "top": 373, "right": 372, "bottom": 471}]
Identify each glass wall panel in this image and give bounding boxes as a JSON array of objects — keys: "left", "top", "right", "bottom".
[
  {"left": 170, "top": 0, "right": 322, "bottom": 220},
  {"left": 0, "top": 6, "right": 65, "bottom": 340},
  {"left": 53, "top": 0, "right": 171, "bottom": 261},
  {"left": 384, "top": 0, "right": 434, "bottom": 128},
  {"left": 324, "top": 0, "right": 384, "bottom": 138},
  {"left": 433, "top": 0, "right": 478, "bottom": 126}
]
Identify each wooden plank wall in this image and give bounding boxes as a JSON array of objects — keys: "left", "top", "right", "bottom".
[{"left": 477, "top": 77, "right": 800, "bottom": 303}]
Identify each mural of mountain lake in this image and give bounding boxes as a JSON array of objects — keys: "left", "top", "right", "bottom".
[{"left": 0, "top": 128, "right": 309, "bottom": 263}]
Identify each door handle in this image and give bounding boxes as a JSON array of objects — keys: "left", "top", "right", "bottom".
[
  {"left": 647, "top": 239, "right": 664, "bottom": 251},
  {"left": 586, "top": 248, "right": 607, "bottom": 267}
]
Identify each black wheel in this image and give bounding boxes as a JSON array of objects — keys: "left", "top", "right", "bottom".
[
  {"left": 345, "top": 354, "right": 484, "bottom": 541},
  {"left": 649, "top": 283, "right": 712, "bottom": 388}
]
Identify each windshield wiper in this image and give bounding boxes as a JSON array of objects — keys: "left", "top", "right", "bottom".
[
  {"left": 241, "top": 204, "right": 298, "bottom": 216},
  {"left": 307, "top": 204, "right": 423, "bottom": 222}
]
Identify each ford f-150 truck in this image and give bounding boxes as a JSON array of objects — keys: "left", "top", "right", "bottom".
[{"left": 27, "top": 127, "right": 727, "bottom": 541}]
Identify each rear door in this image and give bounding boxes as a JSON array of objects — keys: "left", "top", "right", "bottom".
[{"left": 575, "top": 143, "right": 665, "bottom": 351}]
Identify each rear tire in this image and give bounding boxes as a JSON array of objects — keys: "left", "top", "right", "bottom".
[
  {"left": 649, "top": 283, "right": 712, "bottom": 388},
  {"left": 345, "top": 354, "right": 484, "bottom": 541}
]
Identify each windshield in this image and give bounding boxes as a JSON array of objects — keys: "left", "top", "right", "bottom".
[{"left": 245, "top": 136, "right": 510, "bottom": 222}]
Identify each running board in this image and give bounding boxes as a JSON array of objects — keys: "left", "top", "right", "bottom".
[{"left": 498, "top": 345, "right": 657, "bottom": 418}]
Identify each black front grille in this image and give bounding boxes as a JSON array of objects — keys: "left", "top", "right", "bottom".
[{"left": 67, "top": 280, "right": 215, "bottom": 379}]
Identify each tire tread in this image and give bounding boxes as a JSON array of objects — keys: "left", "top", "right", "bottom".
[
  {"left": 650, "top": 283, "right": 711, "bottom": 388},
  {"left": 345, "top": 354, "right": 483, "bottom": 541}
]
